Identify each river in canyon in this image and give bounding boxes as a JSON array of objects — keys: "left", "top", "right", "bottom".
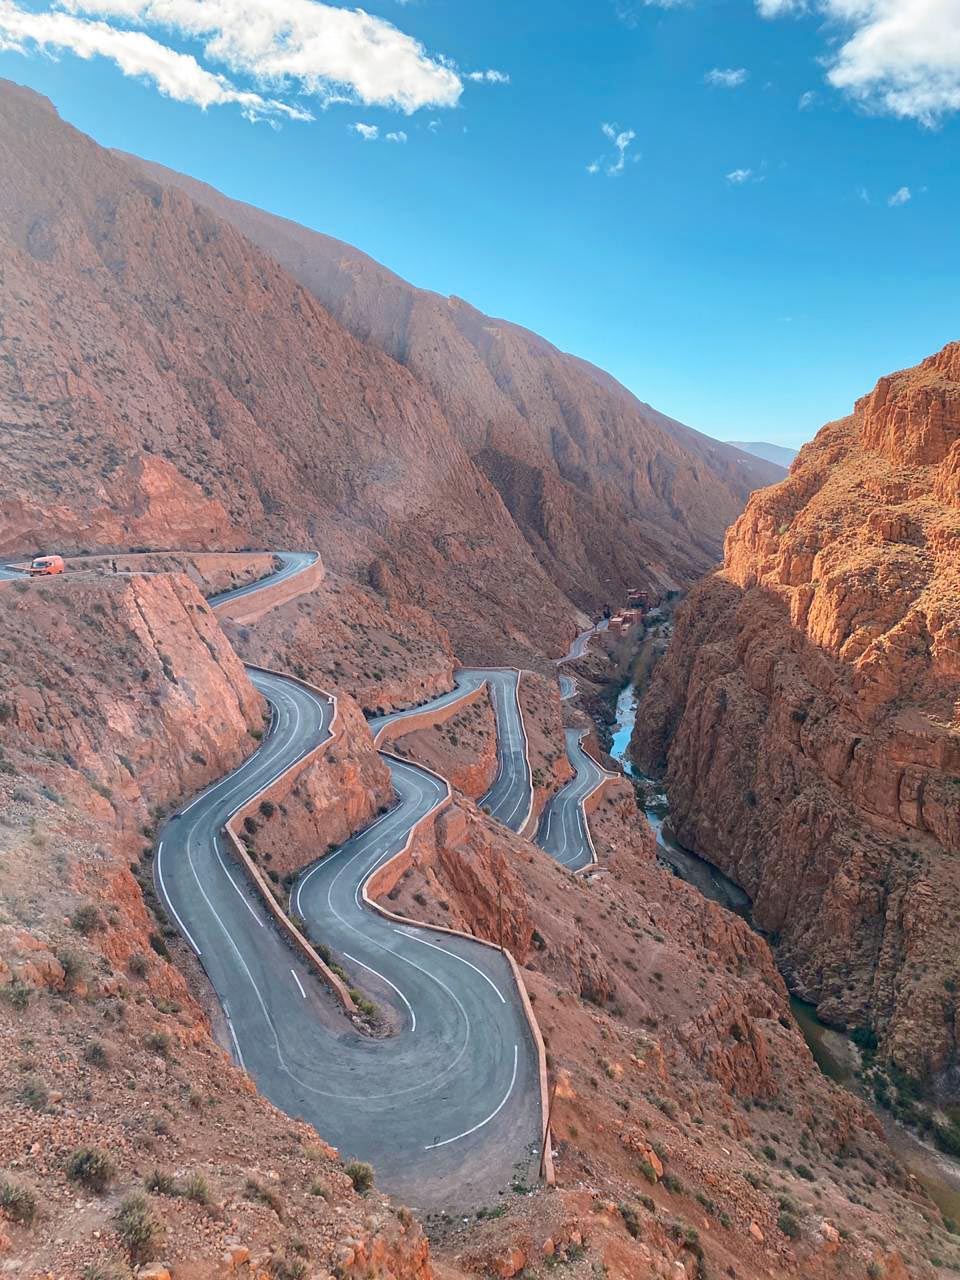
[{"left": 609, "top": 679, "right": 960, "bottom": 1222}]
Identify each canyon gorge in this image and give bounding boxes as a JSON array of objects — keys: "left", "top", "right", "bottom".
[{"left": 1, "top": 73, "right": 958, "bottom": 1280}]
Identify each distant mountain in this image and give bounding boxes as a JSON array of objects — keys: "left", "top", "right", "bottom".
[
  {"left": 121, "top": 152, "right": 786, "bottom": 607},
  {"left": 726, "top": 441, "right": 798, "bottom": 469}
]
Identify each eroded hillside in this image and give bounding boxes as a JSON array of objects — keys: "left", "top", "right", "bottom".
[
  {"left": 0, "top": 571, "right": 430, "bottom": 1278},
  {"left": 120, "top": 154, "right": 784, "bottom": 614}
]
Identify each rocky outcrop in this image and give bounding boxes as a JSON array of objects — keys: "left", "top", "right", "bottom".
[
  {"left": 635, "top": 341, "right": 960, "bottom": 1081},
  {"left": 242, "top": 690, "right": 393, "bottom": 880},
  {"left": 0, "top": 570, "right": 263, "bottom": 828},
  {"left": 388, "top": 687, "right": 498, "bottom": 798},
  {"left": 226, "top": 567, "right": 457, "bottom": 714}
]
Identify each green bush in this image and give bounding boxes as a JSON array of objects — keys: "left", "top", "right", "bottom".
[
  {"left": 0, "top": 1178, "right": 37, "bottom": 1224},
  {"left": 67, "top": 1148, "right": 116, "bottom": 1194},
  {"left": 778, "top": 1210, "right": 801, "bottom": 1240},
  {"left": 18, "top": 1078, "right": 48, "bottom": 1111},
  {"left": 115, "top": 1194, "right": 162, "bottom": 1263},
  {"left": 265, "top": 1252, "right": 307, "bottom": 1280},
  {"left": 145, "top": 1169, "right": 176, "bottom": 1196},
  {"left": 71, "top": 904, "right": 101, "bottom": 935},
  {"left": 345, "top": 1161, "right": 374, "bottom": 1193},
  {"left": 619, "top": 1202, "right": 641, "bottom": 1238},
  {"left": 83, "top": 1041, "right": 109, "bottom": 1068},
  {"left": 144, "top": 1031, "right": 171, "bottom": 1059},
  {"left": 181, "top": 1172, "right": 210, "bottom": 1204},
  {"left": 2, "top": 978, "right": 30, "bottom": 1011},
  {"left": 244, "top": 1178, "right": 284, "bottom": 1218},
  {"left": 81, "top": 1262, "right": 131, "bottom": 1280}
]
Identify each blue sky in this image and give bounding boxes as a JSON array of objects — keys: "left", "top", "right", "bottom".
[{"left": 2, "top": 0, "right": 958, "bottom": 448}]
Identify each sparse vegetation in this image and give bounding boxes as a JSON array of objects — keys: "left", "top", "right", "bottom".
[
  {"left": 181, "top": 1172, "right": 210, "bottom": 1204},
  {"left": 345, "top": 1160, "right": 374, "bottom": 1193},
  {"left": 144, "top": 1030, "right": 171, "bottom": 1058},
  {"left": 145, "top": 1169, "right": 176, "bottom": 1196},
  {"left": 244, "top": 1177, "right": 284, "bottom": 1218},
  {"left": 0, "top": 1177, "right": 38, "bottom": 1224},
  {"left": 115, "top": 1193, "right": 162, "bottom": 1262},
  {"left": 18, "top": 1078, "right": 48, "bottom": 1111},
  {"left": 67, "top": 1148, "right": 116, "bottom": 1194},
  {"left": 71, "top": 903, "right": 101, "bottom": 935},
  {"left": 778, "top": 1209, "right": 801, "bottom": 1240}
]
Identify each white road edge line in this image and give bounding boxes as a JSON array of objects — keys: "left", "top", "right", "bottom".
[
  {"left": 155, "top": 840, "right": 203, "bottom": 956},
  {"left": 290, "top": 968, "right": 307, "bottom": 999},
  {"left": 227, "top": 1016, "right": 247, "bottom": 1071},
  {"left": 424, "top": 1044, "right": 519, "bottom": 1149},
  {"left": 344, "top": 951, "right": 417, "bottom": 1033},
  {"left": 397, "top": 930, "right": 507, "bottom": 1003}
]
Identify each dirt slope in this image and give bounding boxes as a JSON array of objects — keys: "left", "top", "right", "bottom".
[
  {"left": 120, "top": 153, "right": 784, "bottom": 610},
  {"left": 635, "top": 341, "right": 960, "bottom": 1084},
  {"left": 0, "top": 78, "right": 573, "bottom": 665}
]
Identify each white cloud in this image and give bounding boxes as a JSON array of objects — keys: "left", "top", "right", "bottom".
[
  {"left": 4, "top": 0, "right": 465, "bottom": 119},
  {"left": 705, "top": 67, "right": 748, "bottom": 88},
  {"left": 613, "top": 0, "right": 688, "bottom": 21},
  {"left": 466, "top": 69, "right": 510, "bottom": 83},
  {"left": 798, "top": 89, "right": 817, "bottom": 109},
  {"left": 0, "top": 1, "right": 308, "bottom": 119},
  {"left": 590, "top": 121, "right": 638, "bottom": 176},
  {"left": 888, "top": 184, "right": 911, "bottom": 205},
  {"left": 385, "top": 129, "right": 407, "bottom": 143},
  {"left": 587, "top": 132, "right": 635, "bottom": 176},
  {"left": 726, "top": 167, "right": 754, "bottom": 183},
  {"left": 757, "top": 0, "right": 960, "bottom": 125},
  {"left": 350, "top": 121, "right": 378, "bottom": 140}
]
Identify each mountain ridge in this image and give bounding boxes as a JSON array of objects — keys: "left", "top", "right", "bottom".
[{"left": 117, "top": 148, "right": 786, "bottom": 609}]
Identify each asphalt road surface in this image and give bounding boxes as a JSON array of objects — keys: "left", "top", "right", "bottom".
[
  {"left": 208, "top": 550, "right": 319, "bottom": 606},
  {"left": 535, "top": 728, "right": 614, "bottom": 872},
  {"left": 151, "top": 564, "right": 542, "bottom": 1209},
  {"left": 556, "top": 617, "right": 608, "bottom": 665},
  {"left": 370, "top": 667, "right": 532, "bottom": 834}
]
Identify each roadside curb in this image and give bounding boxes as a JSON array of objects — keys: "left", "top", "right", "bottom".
[
  {"left": 360, "top": 750, "right": 555, "bottom": 1188},
  {"left": 216, "top": 659, "right": 358, "bottom": 1015},
  {"left": 571, "top": 733, "right": 620, "bottom": 875},
  {"left": 372, "top": 680, "right": 488, "bottom": 749}
]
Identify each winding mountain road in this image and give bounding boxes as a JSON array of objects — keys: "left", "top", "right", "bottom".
[
  {"left": 150, "top": 559, "right": 542, "bottom": 1209},
  {"left": 4, "top": 550, "right": 604, "bottom": 1201},
  {"left": 369, "top": 667, "right": 532, "bottom": 832},
  {"left": 535, "top": 728, "right": 614, "bottom": 872}
]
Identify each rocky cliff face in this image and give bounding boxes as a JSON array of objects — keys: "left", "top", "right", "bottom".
[
  {"left": 635, "top": 341, "right": 960, "bottom": 1082},
  {"left": 0, "top": 570, "right": 263, "bottom": 826},
  {"left": 121, "top": 153, "right": 784, "bottom": 614}
]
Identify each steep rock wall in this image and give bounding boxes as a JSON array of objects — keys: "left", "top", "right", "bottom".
[{"left": 635, "top": 341, "right": 960, "bottom": 1080}]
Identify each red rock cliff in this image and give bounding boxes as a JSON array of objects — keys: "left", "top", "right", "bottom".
[{"left": 635, "top": 341, "right": 960, "bottom": 1080}]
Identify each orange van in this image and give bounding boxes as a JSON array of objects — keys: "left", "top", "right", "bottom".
[{"left": 27, "top": 555, "right": 65, "bottom": 576}]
